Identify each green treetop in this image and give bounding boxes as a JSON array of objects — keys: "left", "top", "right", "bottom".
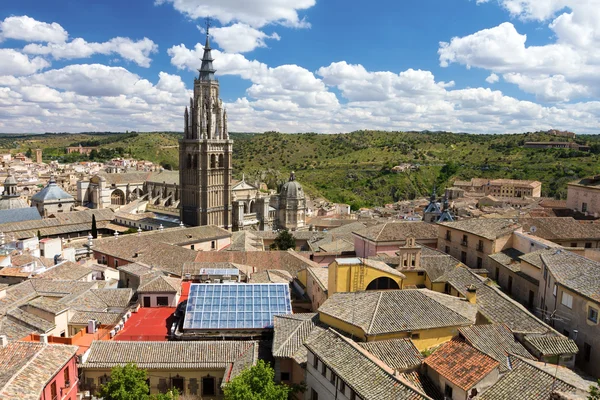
[{"left": 223, "top": 360, "right": 292, "bottom": 400}]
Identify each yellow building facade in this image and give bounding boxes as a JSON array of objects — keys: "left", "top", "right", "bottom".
[{"left": 327, "top": 258, "right": 405, "bottom": 295}]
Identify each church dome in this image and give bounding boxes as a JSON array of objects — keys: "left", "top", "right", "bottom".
[
  {"left": 31, "top": 177, "right": 73, "bottom": 203},
  {"left": 280, "top": 172, "right": 304, "bottom": 200},
  {"left": 4, "top": 175, "right": 17, "bottom": 185},
  {"left": 0, "top": 197, "right": 28, "bottom": 210}
]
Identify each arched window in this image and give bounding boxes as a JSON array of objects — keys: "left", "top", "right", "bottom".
[
  {"left": 249, "top": 201, "right": 256, "bottom": 213},
  {"left": 366, "top": 277, "right": 399, "bottom": 291},
  {"left": 187, "top": 154, "right": 192, "bottom": 169},
  {"left": 218, "top": 154, "right": 224, "bottom": 168},
  {"left": 210, "top": 154, "right": 216, "bottom": 168},
  {"left": 111, "top": 189, "right": 125, "bottom": 206},
  {"left": 193, "top": 155, "right": 198, "bottom": 169}
]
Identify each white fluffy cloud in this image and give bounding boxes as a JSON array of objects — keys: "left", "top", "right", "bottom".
[
  {"left": 155, "top": 0, "right": 314, "bottom": 28},
  {"left": 486, "top": 73, "right": 499, "bottom": 84},
  {"left": 0, "top": 15, "right": 68, "bottom": 43},
  {"left": 0, "top": 49, "right": 50, "bottom": 76},
  {"left": 23, "top": 37, "right": 158, "bottom": 67},
  {"left": 210, "top": 23, "right": 280, "bottom": 53},
  {"left": 439, "top": 1, "right": 600, "bottom": 102}
]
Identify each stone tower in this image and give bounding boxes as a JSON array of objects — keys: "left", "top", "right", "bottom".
[
  {"left": 179, "top": 28, "right": 232, "bottom": 228},
  {"left": 35, "top": 149, "right": 42, "bottom": 164}
]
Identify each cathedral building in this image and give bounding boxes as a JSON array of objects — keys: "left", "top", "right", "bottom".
[{"left": 179, "top": 29, "right": 232, "bottom": 228}]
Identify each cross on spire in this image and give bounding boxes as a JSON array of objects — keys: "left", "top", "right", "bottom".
[{"left": 205, "top": 16, "right": 211, "bottom": 37}]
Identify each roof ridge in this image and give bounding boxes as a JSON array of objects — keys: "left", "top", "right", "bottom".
[
  {"left": 368, "top": 292, "right": 383, "bottom": 334},
  {"left": 274, "top": 317, "right": 313, "bottom": 355}
]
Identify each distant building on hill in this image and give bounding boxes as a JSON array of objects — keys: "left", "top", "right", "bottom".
[
  {"left": 453, "top": 178, "right": 542, "bottom": 198},
  {"left": 524, "top": 141, "right": 589, "bottom": 151},
  {"left": 66, "top": 144, "right": 97, "bottom": 155},
  {"left": 548, "top": 129, "right": 576, "bottom": 138}
]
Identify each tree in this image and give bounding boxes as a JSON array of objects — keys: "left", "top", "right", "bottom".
[
  {"left": 271, "top": 230, "right": 295, "bottom": 251},
  {"left": 91, "top": 214, "right": 98, "bottom": 239},
  {"left": 96, "top": 363, "right": 150, "bottom": 400},
  {"left": 223, "top": 360, "right": 291, "bottom": 400},
  {"left": 590, "top": 379, "right": 600, "bottom": 400}
]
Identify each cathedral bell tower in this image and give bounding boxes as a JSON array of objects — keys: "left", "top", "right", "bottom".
[{"left": 179, "top": 20, "right": 232, "bottom": 228}]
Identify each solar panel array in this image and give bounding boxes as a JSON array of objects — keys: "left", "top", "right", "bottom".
[
  {"left": 183, "top": 283, "right": 292, "bottom": 330},
  {"left": 198, "top": 268, "right": 239, "bottom": 276}
]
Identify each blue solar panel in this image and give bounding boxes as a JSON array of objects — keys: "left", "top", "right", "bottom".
[{"left": 182, "top": 283, "right": 292, "bottom": 330}]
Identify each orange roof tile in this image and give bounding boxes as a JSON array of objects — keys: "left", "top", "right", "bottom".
[{"left": 424, "top": 340, "right": 499, "bottom": 391}]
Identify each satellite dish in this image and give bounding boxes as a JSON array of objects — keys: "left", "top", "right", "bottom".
[{"left": 530, "top": 226, "right": 537, "bottom": 233}]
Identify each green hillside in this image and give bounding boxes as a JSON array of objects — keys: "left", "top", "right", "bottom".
[{"left": 2, "top": 130, "right": 599, "bottom": 209}]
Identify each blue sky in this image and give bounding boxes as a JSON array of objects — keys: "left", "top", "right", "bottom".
[{"left": 1, "top": 0, "right": 599, "bottom": 134}]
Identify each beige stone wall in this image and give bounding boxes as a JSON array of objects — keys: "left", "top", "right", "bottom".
[{"left": 567, "top": 184, "right": 600, "bottom": 216}]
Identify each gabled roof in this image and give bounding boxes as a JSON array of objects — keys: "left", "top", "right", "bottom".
[
  {"left": 424, "top": 340, "right": 499, "bottom": 391},
  {"left": 439, "top": 218, "right": 521, "bottom": 240},
  {"left": 541, "top": 250, "right": 600, "bottom": 302},
  {"left": 458, "top": 324, "right": 534, "bottom": 373},
  {"left": 81, "top": 340, "right": 258, "bottom": 370},
  {"left": 353, "top": 221, "right": 438, "bottom": 242},
  {"left": 272, "top": 313, "right": 326, "bottom": 364},
  {"left": 318, "top": 289, "right": 476, "bottom": 336},
  {"left": 479, "top": 356, "right": 590, "bottom": 400},
  {"left": 358, "top": 339, "right": 423, "bottom": 371},
  {"left": 305, "top": 329, "right": 432, "bottom": 400},
  {"left": 138, "top": 275, "right": 181, "bottom": 293},
  {"left": 520, "top": 217, "right": 600, "bottom": 241},
  {"left": 523, "top": 334, "right": 579, "bottom": 356},
  {"left": 0, "top": 342, "right": 78, "bottom": 400}
]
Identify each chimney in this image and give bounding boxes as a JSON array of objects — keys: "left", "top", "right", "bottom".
[
  {"left": 39, "top": 334, "right": 48, "bottom": 344},
  {"left": 0, "top": 335, "right": 8, "bottom": 347},
  {"left": 137, "top": 226, "right": 142, "bottom": 236},
  {"left": 466, "top": 284, "right": 477, "bottom": 304},
  {"left": 114, "top": 231, "right": 119, "bottom": 240}
]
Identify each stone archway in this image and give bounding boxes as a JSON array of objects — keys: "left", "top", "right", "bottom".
[
  {"left": 366, "top": 277, "right": 399, "bottom": 291},
  {"left": 111, "top": 189, "right": 125, "bottom": 206}
]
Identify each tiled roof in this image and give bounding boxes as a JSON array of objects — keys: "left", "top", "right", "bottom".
[
  {"left": 353, "top": 221, "right": 438, "bottom": 242},
  {"left": 305, "top": 329, "right": 431, "bottom": 400},
  {"left": 0, "top": 342, "right": 78, "bottom": 400},
  {"left": 458, "top": 324, "right": 534, "bottom": 373},
  {"left": 0, "top": 209, "right": 114, "bottom": 239},
  {"left": 59, "top": 288, "right": 133, "bottom": 312},
  {"left": 90, "top": 288, "right": 133, "bottom": 308},
  {"left": 192, "top": 249, "right": 319, "bottom": 278},
  {"left": 424, "top": 340, "right": 499, "bottom": 391},
  {"left": 306, "top": 267, "right": 328, "bottom": 291},
  {"left": 443, "top": 267, "right": 551, "bottom": 334},
  {"left": 479, "top": 356, "right": 589, "bottom": 400},
  {"left": 0, "top": 316, "right": 42, "bottom": 341},
  {"left": 10, "top": 254, "right": 53, "bottom": 269},
  {"left": 81, "top": 340, "right": 257, "bottom": 370},
  {"left": 518, "top": 248, "right": 556, "bottom": 269},
  {"left": 439, "top": 218, "right": 521, "bottom": 240},
  {"left": 0, "top": 267, "right": 30, "bottom": 278},
  {"left": 137, "top": 275, "right": 181, "bottom": 293},
  {"left": 318, "top": 238, "right": 354, "bottom": 253},
  {"left": 541, "top": 250, "right": 600, "bottom": 301},
  {"left": 117, "top": 262, "right": 153, "bottom": 277},
  {"left": 318, "top": 289, "right": 476, "bottom": 336},
  {"left": 399, "top": 371, "right": 443, "bottom": 400},
  {"left": 362, "top": 258, "right": 406, "bottom": 278},
  {"left": 488, "top": 249, "right": 540, "bottom": 285},
  {"left": 358, "top": 339, "right": 423, "bottom": 371},
  {"left": 272, "top": 313, "right": 325, "bottom": 365},
  {"left": 94, "top": 239, "right": 198, "bottom": 277},
  {"left": 7, "top": 308, "right": 55, "bottom": 332},
  {"left": 248, "top": 270, "right": 293, "bottom": 284},
  {"left": 27, "top": 296, "right": 69, "bottom": 315},
  {"left": 523, "top": 334, "right": 579, "bottom": 356},
  {"left": 0, "top": 208, "right": 41, "bottom": 224},
  {"left": 520, "top": 217, "right": 600, "bottom": 241},
  {"left": 31, "top": 261, "right": 93, "bottom": 281},
  {"left": 69, "top": 310, "right": 123, "bottom": 325}
]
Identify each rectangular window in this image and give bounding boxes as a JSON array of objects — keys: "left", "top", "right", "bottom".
[
  {"left": 330, "top": 371, "right": 336, "bottom": 384},
  {"left": 313, "top": 354, "right": 318, "bottom": 369},
  {"left": 444, "top": 384, "right": 453, "bottom": 398},
  {"left": 281, "top": 372, "right": 290, "bottom": 381},
  {"left": 51, "top": 382, "right": 57, "bottom": 399},
  {"left": 584, "top": 342, "right": 592, "bottom": 362},
  {"left": 350, "top": 390, "right": 356, "bottom": 400},
  {"left": 445, "top": 246, "right": 450, "bottom": 254},
  {"left": 211, "top": 240, "right": 216, "bottom": 249},
  {"left": 311, "top": 389, "right": 319, "bottom": 400},
  {"left": 417, "top": 271, "right": 425, "bottom": 276},
  {"left": 321, "top": 363, "right": 326, "bottom": 376},
  {"left": 156, "top": 296, "right": 169, "bottom": 306},
  {"left": 191, "top": 244, "right": 195, "bottom": 250},
  {"left": 588, "top": 307, "right": 599, "bottom": 323},
  {"left": 461, "top": 251, "right": 467, "bottom": 263},
  {"left": 582, "top": 202, "right": 588, "bottom": 212},
  {"left": 446, "top": 230, "right": 451, "bottom": 241},
  {"left": 496, "top": 267, "right": 500, "bottom": 280},
  {"left": 477, "top": 240, "right": 484, "bottom": 251},
  {"left": 553, "top": 284, "right": 557, "bottom": 297},
  {"left": 64, "top": 367, "right": 70, "bottom": 387},
  {"left": 507, "top": 276, "right": 513, "bottom": 294},
  {"left": 585, "top": 242, "right": 592, "bottom": 248},
  {"left": 462, "top": 234, "right": 468, "bottom": 246},
  {"left": 339, "top": 380, "right": 346, "bottom": 394},
  {"left": 561, "top": 292, "right": 573, "bottom": 309},
  {"left": 411, "top": 333, "right": 420, "bottom": 340},
  {"left": 476, "top": 257, "right": 483, "bottom": 269},
  {"left": 571, "top": 243, "right": 577, "bottom": 248}
]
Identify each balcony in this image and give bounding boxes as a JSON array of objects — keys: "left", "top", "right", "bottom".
[{"left": 461, "top": 240, "right": 468, "bottom": 247}]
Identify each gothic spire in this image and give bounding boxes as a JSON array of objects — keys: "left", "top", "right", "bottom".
[{"left": 199, "top": 17, "right": 216, "bottom": 81}]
